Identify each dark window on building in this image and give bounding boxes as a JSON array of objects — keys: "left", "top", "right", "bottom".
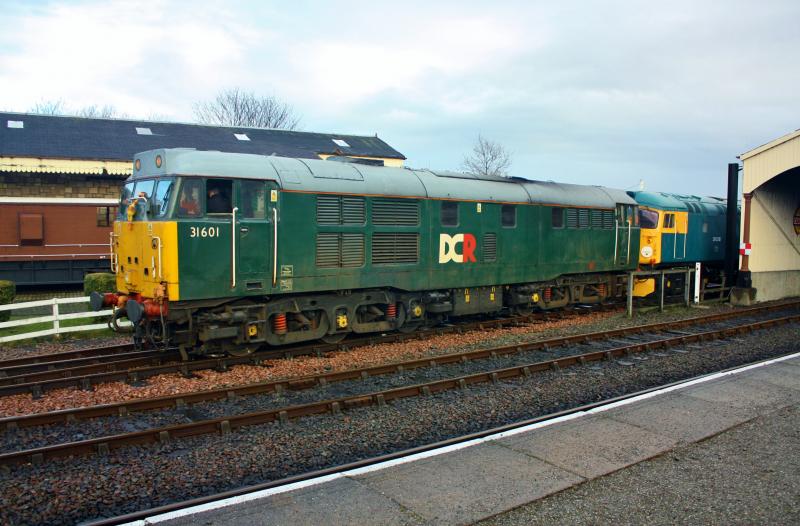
[
  {"left": 501, "top": 205, "right": 516, "bottom": 227},
  {"left": 441, "top": 201, "right": 458, "bottom": 226},
  {"left": 552, "top": 207, "right": 564, "bottom": 228},
  {"left": 19, "top": 213, "right": 43, "bottom": 245},
  {"left": 96, "top": 207, "right": 113, "bottom": 227}
]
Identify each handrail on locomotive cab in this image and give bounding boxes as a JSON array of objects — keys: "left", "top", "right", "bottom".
[
  {"left": 627, "top": 220, "right": 632, "bottom": 264},
  {"left": 231, "top": 207, "right": 238, "bottom": 288},
  {"left": 150, "top": 235, "right": 163, "bottom": 278},
  {"left": 272, "top": 207, "right": 278, "bottom": 287},
  {"left": 614, "top": 219, "right": 619, "bottom": 263},
  {"left": 109, "top": 232, "right": 118, "bottom": 272}
]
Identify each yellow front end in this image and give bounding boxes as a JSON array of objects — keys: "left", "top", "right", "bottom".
[
  {"left": 638, "top": 207, "right": 663, "bottom": 266},
  {"left": 112, "top": 220, "right": 180, "bottom": 300}
]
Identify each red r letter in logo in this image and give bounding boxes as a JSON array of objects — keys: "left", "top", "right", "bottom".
[{"left": 462, "top": 233, "right": 477, "bottom": 262}]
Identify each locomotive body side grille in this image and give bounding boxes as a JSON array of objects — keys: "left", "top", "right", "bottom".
[
  {"left": 483, "top": 233, "right": 497, "bottom": 262},
  {"left": 372, "top": 198, "right": 419, "bottom": 226},
  {"left": 372, "top": 233, "right": 419, "bottom": 264}
]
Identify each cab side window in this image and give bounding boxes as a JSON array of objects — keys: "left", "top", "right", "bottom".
[
  {"left": 441, "top": 201, "right": 458, "bottom": 226},
  {"left": 178, "top": 179, "right": 203, "bottom": 217},
  {"left": 241, "top": 180, "right": 267, "bottom": 219},
  {"left": 663, "top": 213, "right": 675, "bottom": 228},
  {"left": 206, "top": 179, "right": 232, "bottom": 214}
]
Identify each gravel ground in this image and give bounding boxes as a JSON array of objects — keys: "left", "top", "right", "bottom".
[
  {"left": 0, "top": 302, "right": 773, "bottom": 417},
  {"left": 1, "top": 308, "right": 791, "bottom": 452},
  {"left": 478, "top": 403, "right": 800, "bottom": 526},
  {"left": 0, "top": 314, "right": 797, "bottom": 525}
]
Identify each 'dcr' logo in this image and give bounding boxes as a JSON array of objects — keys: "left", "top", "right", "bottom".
[{"left": 439, "top": 233, "right": 477, "bottom": 263}]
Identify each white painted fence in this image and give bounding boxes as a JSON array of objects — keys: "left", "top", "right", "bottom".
[{"left": 0, "top": 296, "right": 130, "bottom": 343}]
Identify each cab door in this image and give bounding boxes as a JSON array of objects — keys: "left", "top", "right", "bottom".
[
  {"left": 235, "top": 180, "right": 277, "bottom": 293},
  {"left": 674, "top": 212, "right": 688, "bottom": 260},
  {"left": 615, "top": 204, "right": 633, "bottom": 266}
]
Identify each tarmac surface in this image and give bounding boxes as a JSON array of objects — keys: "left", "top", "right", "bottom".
[{"left": 151, "top": 353, "right": 800, "bottom": 526}]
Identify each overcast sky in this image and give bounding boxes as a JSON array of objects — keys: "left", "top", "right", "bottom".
[{"left": 1, "top": 0, "right": 798, "bottom": 195}]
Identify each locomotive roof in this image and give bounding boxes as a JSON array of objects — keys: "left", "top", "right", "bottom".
[
  {"left": 629, "top": 191, "right": 729, "bottom": 215},
  {"left": 133, "top": 149, "right": 637, "bottom": 208}
]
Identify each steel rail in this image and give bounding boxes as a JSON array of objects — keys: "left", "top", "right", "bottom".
[
  {"left": 1, "top": 301, "right": 796, "bottom": 430},
  {"left": 1, "top": 312, "right": 797, "bottom": 467},
  {"left": 0, "top": 343, "right": 136, "bottom": 370},
  {"left": 0, "top": 299, "right": 794, "bottom": 399},
  {"left": 83, "top": 350, "right": 800, "bottom": 526},
  {"left": 0, "top": 307, "right": 587, "bottom": 398},
  {"left": 0, "top": 349, "right": 167, "bottom": 381}
]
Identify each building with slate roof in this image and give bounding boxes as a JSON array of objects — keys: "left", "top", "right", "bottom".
[{"left": 0, "top": 112, "right": 405, "bottom": 199}]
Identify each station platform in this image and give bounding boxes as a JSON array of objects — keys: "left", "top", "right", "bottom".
[{"left": 147, "top": 354, "right": 800, "bottom": 526}]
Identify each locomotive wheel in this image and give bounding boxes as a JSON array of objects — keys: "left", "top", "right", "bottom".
[
  {"left": 396, "top": 303, "right": 423, "bottom": 333},
  {"left": 227, "top": 345, "right": 257, "bottom": 357},
  {"left": 511, "top": 305, "right": 534, "bottom": 316},
  {"left": 321, "top": 332, "right": 347, "bottom": 344}
]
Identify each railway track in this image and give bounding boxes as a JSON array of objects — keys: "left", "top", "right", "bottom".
[
  {"left": 84, "top": 351, "right": 797, "bottom": 526},
  {"left": 1, "top": 301, "right": 797, "bottom": 467},
  {"left": 0, "top": 305, "right": 609, "bottom": 398}
]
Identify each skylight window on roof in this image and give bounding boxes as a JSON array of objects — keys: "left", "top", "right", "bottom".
[
  {"left": 136, "top": 127, "right": 153, "bottom": 135},
  {"left": 332, "top": 139, "right": 350, "bottom": 148},
  {"left": 7, "top": 120, "right": 23, "bottom": 129},
  {"left": 234, "top": 133, "right": 250, "bottom": 141}
]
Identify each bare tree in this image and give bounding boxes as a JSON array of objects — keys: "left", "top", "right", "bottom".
[
  {"left": 28, "top": 100, "right": 126, "bottom": 119},
  {"left": 28, "top": 99, "right": 68, "bottom": 115},
  {"left": 193, "top": 87, "right": 301, "bottom": 130},
  {"left": 461, "top": 134, "right": 513, "bottom": 178},
  {"left": 76, "top": 104, "right": 125, "bottom": 119}
]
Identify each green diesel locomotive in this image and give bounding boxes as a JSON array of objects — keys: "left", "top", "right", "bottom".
[{"left": 93, "top": 148, "right": 640, "bottom": 356}]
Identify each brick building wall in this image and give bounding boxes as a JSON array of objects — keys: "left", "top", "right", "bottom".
[{"left": 0, "top": 173, "right": 123, "bottom": 198}]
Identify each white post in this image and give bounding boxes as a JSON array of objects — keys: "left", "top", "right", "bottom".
[
  {"left": 52, "top": 298, "right": 60, "bottom": 336},
  {"left": 694, "top": 262, "right": 702, "bottom": 304}
]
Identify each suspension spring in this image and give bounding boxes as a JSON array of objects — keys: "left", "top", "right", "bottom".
[
  {"left": 272, "top": 313, "right": 288, "bottom": 334},
  {"left": 598, "top": 283, "right": 607, "bottom": 296},
  {"left": 386, "top": 303, "right": 397, "bottom": 319},
  {"left": 544, "top": 287, "right": 552, "bottom": 302}
]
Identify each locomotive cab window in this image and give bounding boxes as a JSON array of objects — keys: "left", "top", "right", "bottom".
[
  {"left": 639, "top": 209, "right": 659, "bottom": 229},
  {"left": 441, "top": 201, "right": 458, "bottom": 226},
  {"left": 241, "top": 180, "right": 267, "bottom": 219},
  {"left": 152, "top": 178, "right": 175, "bottom": 218},
  {"left": 663, "top": 213, "right": 675, "bottom": 228},
  {"left": 178, "top": 179, "right": 203, "bottom": 217},
  {"left": 551, "top": 207, "right": 564, "bottom": 228},
  {"left": 206, "top": 179, "right": 232, "bottom": 214},
  {"left": 501, "top": 205, "right": 516, "bottom": 227}
]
